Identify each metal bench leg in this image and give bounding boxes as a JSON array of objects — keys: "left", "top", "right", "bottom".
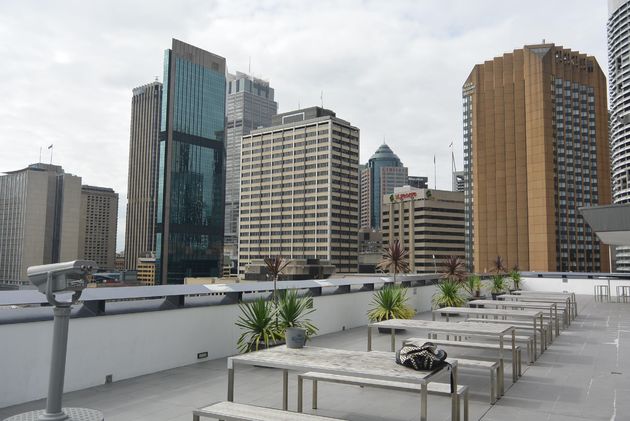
[
  {"left": 498, "top": 360, "right": 504, "bottom": 395},
  {"left": 517, "top": 349, "right": 522, "bottom": 376},
  {"left": 490, "top": 368, "right": 496, "bottom": 404},
  {"left": 193, "top": 415, "right": 200, "bottom": 421},
  {"left": 420, "top": 383, "right": 428, "bottom": 421},
  {"left": 282, "top": 370, "right": 288, "bottom": 411},
  {"left": 312, "top": 380, "right": 318, "bottom": 410},
  {"left": 464, "top": 389, "right": 469, "bottom": 421},
  {"left": 297, "top": 375, "right": 303, "bottom": 413}
]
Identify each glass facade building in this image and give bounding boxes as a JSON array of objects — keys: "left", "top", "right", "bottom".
[
  {"left": 155, "top": 39, "right": 226, "bottom": 284},
  {"left": 359, "top": 144, "right": 408, "bottom": 229}
]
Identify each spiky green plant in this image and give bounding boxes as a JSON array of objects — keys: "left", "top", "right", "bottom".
[
  {"left": 367, "top": 284, "right": 415, "bottom": 322},
  {"left": 463, "top": 275, "right": 482, "bottom": 297},
  {"left": 277, "top": 290, "right": 318, "bottom": 339},
  {"left": 490, "top": 275, "right": 507, "bottom": 294},
  {"left": 432, "top": 280, "right": 467, "bottom": 308},
  {"left": 376, "top": 240, "right": 410, "bottom": 282},
  {"left": 510, "top": 265, "right": 521, "bottom": 290},
  {"left": 236, "top": 298, "right": 282, "bottom": 353}
]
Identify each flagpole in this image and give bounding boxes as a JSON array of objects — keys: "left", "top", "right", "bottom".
[
  {"left": 39, "top": 147, "right": 42, "bottom": 163},
  {"left": 433, "top": 155, "right": 436, "bottom": 189},
  {"left": 50, "top": 146, "right": 53, "bottom": 164}
]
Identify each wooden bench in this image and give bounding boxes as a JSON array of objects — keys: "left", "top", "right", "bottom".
[
  {"left": 404, "top": 337, "right": 522, "bottom": 377},
  {"left": 297, "top": 372, "right": 470, "bottom": 421},
  {"left": 465, "top": 317, "right": 551, "bottom": 349},
  {"left": 193, "top": 401, "right": 347, "bottom": 420}
]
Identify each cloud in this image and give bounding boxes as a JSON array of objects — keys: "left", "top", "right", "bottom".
[{"left": 0, "top": 0, "right": 608, "bottom": 251}]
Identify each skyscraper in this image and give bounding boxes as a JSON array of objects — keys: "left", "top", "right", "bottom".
[
  {"left": 238, "top": 107, "right": 360, "bottom": 273},
  {"left": 463, "top": 43, "right": 611, "bottom": 272},
  {"left": 224, "top": 72, "right": 278, "bottom": 268},
  {"left": 0, "top": 164, "right": 81, "bottom": 285},
  {"left": 608, "top": 0, "right": 630, "bottom": 272},
  {"left": 155, "top": 39, "right": 226, "bottom": 284},
  {"left": 125, "top": 81, "right": 162, "bottom": 271},
  {"left": 79, "top": 185, "right": 118, "bottom": 271},
  {"left": 359, "top": 144, "right": 408, "bottom": 229}
]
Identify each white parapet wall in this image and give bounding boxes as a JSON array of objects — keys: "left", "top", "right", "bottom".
[
  {"left": 0, "top": 284, "right": 437, "bottom": 408},
  {"left": 522, "top": 276, "right": 627, "bottom": 296}
]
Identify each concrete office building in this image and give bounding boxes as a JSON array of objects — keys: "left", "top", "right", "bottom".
[
  {"left": 155, "top": 39, "right": 227, "bottom": 284},
  {"left": 381, "top": 187, "right": 465, "bottom": 273},
  {"left": 408, "top": 175, "right": 428, "bottom": 189},
  {"left": 238, "top": 106, "right": 360, "bottom": 273},
  {"left": 137, "top": 254, "right": 156, "bottom": 286},
  {"left": 125, "top": 81, "right": 162, "bottom": 271},
  {"left": 608, "top": 0, "right": 630, "bottom": 271},
  {"left": 360, "top": 144, "right": 408, "bottom": 229},
  {"left": 0, "top": 163, "right": 81, "bottom": 285},
  {"left": 463, "top": 43, "right": 611, "bottom": 273},
  {"left": 79, "top": 185, "right": 118, "bottom": 271},
  {"left": 224, "top": 72, "right": 278, "bottom": 268}
]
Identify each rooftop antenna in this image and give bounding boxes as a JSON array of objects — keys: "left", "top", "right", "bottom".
[
  {"left": 542, "top": 38, "right": 546, "bottom": 44},
  {"left": 433, "top": 154, "right": 437, "bottom": 189},
  {"left": 248, "top": 56, "right": 251, "bottom": 74},
  {"left": 320, "top": 90, "right": 324, "bottom": 108},
  {"left": 154, "top": 75, "right": 159, "bottom": 82}
]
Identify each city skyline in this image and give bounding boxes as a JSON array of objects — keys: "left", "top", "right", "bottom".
[{"left": 0, "top": 0, "right": 608, "bottom": 251}]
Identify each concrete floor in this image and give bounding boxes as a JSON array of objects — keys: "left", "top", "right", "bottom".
[{"left": 1, "top": 296, "right": 629, "bottom": 421}]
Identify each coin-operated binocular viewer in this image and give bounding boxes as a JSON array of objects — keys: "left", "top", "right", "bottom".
[{"left": 4, "top": 261, "right": 104, "bottom": 421}]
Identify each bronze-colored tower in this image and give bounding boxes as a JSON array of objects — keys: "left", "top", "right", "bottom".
[{"left": 463, "top": 44, "right": 611, "bottom": 272}]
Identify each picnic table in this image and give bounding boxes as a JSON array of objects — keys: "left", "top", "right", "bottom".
[
  {"left": 468, "top": 299, "right": 560, "bottom": 337},
  {"left": 227, "top": 345, "right": 457, "bottom": 421},
  {"left": 368, "top": 319, "right": 517, "bottom": 383},
  {"left": 433, "top": 307, "right": 544, "bottom": 358},
  {"left": 511, "top": 290, "right": 577, "bottom": 317},
  {"left": 498, "top": 294, "right": 573, "bottom": 325}
]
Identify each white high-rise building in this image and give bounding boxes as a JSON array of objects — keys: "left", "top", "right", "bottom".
[{"left": 609, "top": 0, "right": 630, "bottom": 271}]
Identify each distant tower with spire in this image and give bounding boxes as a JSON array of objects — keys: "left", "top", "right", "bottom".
[{"left": 360, "top": 143, "right": 408, "bottom": 229}]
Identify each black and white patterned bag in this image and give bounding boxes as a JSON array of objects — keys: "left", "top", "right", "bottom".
[{"left": 395, "top": 342, "right": 448, "bottom": 371}]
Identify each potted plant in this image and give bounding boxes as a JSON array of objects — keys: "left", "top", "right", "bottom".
[
  {"left": 236, "top": 298, "right": 283, "bottom": 353},
  {"left": 432, "top": 280, "right": 467, "bottom": 315},
  {"left": 509, "top": 265, "right": 522, "bottom": 292},
  {"left": 463, "top": 275, "right": 486, "bottom": 306},
  {"left": 490, "top": 275, "right": 507, "bottom": 300},
  {"left": 277, "top": 290, "right": 318, "bottom": 348},
  {"left": 367, "top": 284, "right": 415, "bottom": 333},
  {"left": 376, "top": 240, "right": 410, "bottom": 282}
]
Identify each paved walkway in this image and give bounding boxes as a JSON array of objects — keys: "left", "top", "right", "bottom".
[{"left": 1, "top": 296, "right": 628, "bottom": 420}]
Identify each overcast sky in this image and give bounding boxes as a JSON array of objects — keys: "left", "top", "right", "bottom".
[{"left": 0, "top": 0, "right": 609, "bottom": 252}]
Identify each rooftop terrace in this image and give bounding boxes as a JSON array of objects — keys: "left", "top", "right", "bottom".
[{"left": 1, "top": 276, "right": 629, "bottom": 420}]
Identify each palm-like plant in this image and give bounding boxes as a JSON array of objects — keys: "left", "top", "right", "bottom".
[
  {"left": 264, "top": 255, "right": 291, "bottom": 304},
  {"left": 440, "top": 255, "right": 467, "bottom": 283},
  {"left": 490, "top": 275, "right": 507, "bottom": 295},
  {"left": 277, "top": 290, "right": 318, "bottom": 339},
  {"left": 510, "top": 264, "right": 521, "bottom": 290},
  {"left": 492, "top": 255, "right": 506, "bottom": 274},
  {"left": 376, "top": 240, "right": 410, "bottom": 282},
  {"left": 236, "top": 298, "right": 282, "bottom": 353},
  {"left": 432, "top": 280, "right": 467, "bottom": 309},
  {"left": 463, "top": 275, "right": 482, "bottom": 297},
  {"left": 367, "top": 284, "right": 415, "bottom": 322}
]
